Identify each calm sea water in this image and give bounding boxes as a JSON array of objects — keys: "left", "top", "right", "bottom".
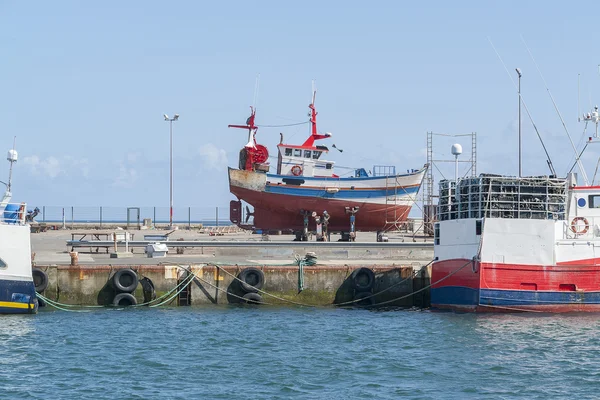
[{"left": 2, "top": 307, "right": 600, "bottom": 399}]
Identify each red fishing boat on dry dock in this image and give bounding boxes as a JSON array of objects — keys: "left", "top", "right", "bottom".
[{"left": 228, "top": 90, "right": 427, "bottom": 240}]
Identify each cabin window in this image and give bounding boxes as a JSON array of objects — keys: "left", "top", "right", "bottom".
[
  {"left": 476, "top": 220, "right": 482, "bottom": 235},
  {"left": 304, "top": 150, "right": 312, "bottom": 158},
  {"left": 0, "top": 258, "right": 6, "bottom": 269},
  {"left": 312, "top": 151, "right": 322, "bottom": 159},
  {"left": 294, "top": 149, "right": 302, "bottom": 157},
  {"left": 326, "top": 163, "right": 333, "bottom": 169},
  {"left": 285, "top": 148, "right": 292, "bottom": 156},
  {"left": 434, "top": 224, "right": 440, "bottom": 245},
  {"left": 588, "top": 195, "right": 600, "bottom": 208}
]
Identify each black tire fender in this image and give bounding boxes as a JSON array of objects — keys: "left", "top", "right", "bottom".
[
  {"left": 242, "top": 292, "right": 263, "bottom": 305},
  {"left": 32, "top": 268, "right": 48, "bottom": 293},
  {"left": 139, "top": 277, "right": 156, "bottom": 304},
  {"left": 112, "top": 269, "right": 139, "bottom": 293},
  {"left": 112, "top": 293, "right": 138, "bottom": 307},
  {"left": 238, "top": 267, "right": 265, "bottom": 293},
  {"left": 353, "top": 291, "right": 375, "bottom": 307},
  {"left": 351, "top": 267, "right": 375, "bottom": 291}
]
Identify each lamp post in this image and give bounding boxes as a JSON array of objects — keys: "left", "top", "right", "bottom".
[
  {"left": 516, "top": 68, "right": 522, "bottom": 178},
  {"left": 163, "top": 113, "right": 179, "bottom": 228}
]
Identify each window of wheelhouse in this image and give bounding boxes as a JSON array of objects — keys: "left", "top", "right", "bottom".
[
  {"left": 476, "top": 220, "right": 482, "bottom": 235},
  {"left": 304, "top": 150, "right": 312, "bottom": 158},
  {"left": 284, "top": 148, "right": 292, "bottom": 156},
  {"left": 312, "top": 151, "right": 322, "bottom": 159},
  {"left": 589, "top": 195, "right": 600, "bottom": 208},
  {"left": 294, "top": 149, "right": 302, "bottom": 157},
  {"left": 434, "top": 224, "right": 440, "bottom": 245}
]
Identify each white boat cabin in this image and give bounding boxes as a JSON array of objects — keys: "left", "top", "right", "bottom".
[{"left": 276, "top": 144, "right": 336, "bottom": 177}]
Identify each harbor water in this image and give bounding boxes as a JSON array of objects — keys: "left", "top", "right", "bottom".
[{"left": 2, "top": 307, "right": 599, "bottom": 399}]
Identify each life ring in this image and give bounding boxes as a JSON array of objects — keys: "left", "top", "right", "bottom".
[
  {"left": 291, "top": 165, "right": 303, "bottom": 176},
  {"left": 570, "top": 217, "right": 589, "bottom": 235}
]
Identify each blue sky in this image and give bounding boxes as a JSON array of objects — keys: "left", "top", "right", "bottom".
[{"left": 1, "top": 1, "right": 599, "bottom": 212}]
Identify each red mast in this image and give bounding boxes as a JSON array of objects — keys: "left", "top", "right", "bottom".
[
  {"left": 228, "top": 106, "right": 268, "bottom": 171},
  {"left": 302, "top": 90, "right": 331, "bottom": 147}
]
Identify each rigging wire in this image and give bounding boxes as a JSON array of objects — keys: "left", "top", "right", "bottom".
[
  {"left": 520, "top": 35, "right": 586, "bottom": 182},
  {"left": 256, "top": 120, "right": 310, "bottom": 128},
  {"left": 488, "top": 37, "right": 557, "bottom": 177}
]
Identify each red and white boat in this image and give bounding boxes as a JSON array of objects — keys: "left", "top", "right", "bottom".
[
  {"left": 227, "top": 91, "right": 427, "bottom": 239},
  {"left": 431, "top": 169, "right": 600, "bottom": 312}
]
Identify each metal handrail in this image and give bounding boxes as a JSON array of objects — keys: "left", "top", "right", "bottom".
[{"left": 0, "top": 202, "right": 27, "bottom": 226}]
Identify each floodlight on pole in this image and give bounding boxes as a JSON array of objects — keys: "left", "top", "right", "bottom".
[{"left": 164, "top": 114, "right": 180, "bottom": 228}]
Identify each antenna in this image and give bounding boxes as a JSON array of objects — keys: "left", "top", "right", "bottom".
[
  {"left": 578, "top": 73, "right": 581, "bottom": 122},
  {"left": 488, "top": 37, "right": 557, "bottom": 177},
  {"left": 7, "top": 136, "right": 17, "bottom": 192},
  {"left": 253, "top": 73, "right": 260, "bottom": 110},
  {"left": 521, "top": 35, "right": 587, "bottom": 184}
]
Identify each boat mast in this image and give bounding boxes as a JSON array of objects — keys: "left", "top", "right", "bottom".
[
  {"left": 0, "top": 137, "right": 17, "bottom": 209},
  {"left": 229, "top": 106, "right": 258, "bottom": 148},
  {"left": 302, "top": 82, "right": 331, "bottom": 147},
  {"left": 7, "top": 136, "right": 16, "bottom": 192}
]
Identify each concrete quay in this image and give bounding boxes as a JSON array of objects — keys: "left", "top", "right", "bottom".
[{"left": 31, "top": 229, "right": 435, "bottom": 308}]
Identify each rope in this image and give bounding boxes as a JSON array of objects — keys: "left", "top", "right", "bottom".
[
  {"left": 294, "top": 253, "right": 316, "bottom": 293},
  {"left": 37, "top": 259, "right": 472, "bottom": 311},
  {"left": 36, "top": 292, "right": 93, "bottom": 313},
  {"left": 256, "top": 120, "right": 310, "bottom": 128},
  {"left": 365, "top": 259, "right": 473, "bottom": 308},
  {"left": 181, "top": 266, "right": 274, "bottom": 305},
  {"left": 35, "top": 266, "right": 201, "bottom": 311},
  {"left": 214, "top": 264, "right": 315, "bottom": 307},
  {"left": 335, "top": 260, "right": 434, "bottom": 307},
  {"left": 479, "top": 304, "right": 545, "bottom": 313},
  {"left": 149, "top": 267, "right": 202, "bottom": 307},
  {"left": 298, "top": 260, "right": 305, "bottom": 293}
]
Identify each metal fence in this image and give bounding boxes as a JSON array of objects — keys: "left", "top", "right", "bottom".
[{"left": 37, "top": 206, "right": 232, "bottom": 229}]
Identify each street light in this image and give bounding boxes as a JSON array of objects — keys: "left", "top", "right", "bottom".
[
  {"left": 164, "top": 113, "right": 179, "bottom": 228},
  {"left": 516, "top": 68, "right": 522, "bottom": 178}
]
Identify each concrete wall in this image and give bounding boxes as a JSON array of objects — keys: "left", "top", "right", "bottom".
[{"left": 36, "top": 264, "right": 432, "bottom": 308}]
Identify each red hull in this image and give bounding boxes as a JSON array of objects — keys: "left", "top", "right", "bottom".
[
  {"left": 230, "top": 186, "right": 411, "bottom": 232},
  {"left": 431, "top": 259, "right": 600, "bottom": 313}
]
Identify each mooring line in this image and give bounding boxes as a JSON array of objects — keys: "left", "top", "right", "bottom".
[
  {"left": 37, "top": 259, "right": 471, "bottom": 311},
  {"left": 35, "top": 293, "right": 93, "bottom": 313},
  {"left": 213, "top": 264, "right": 315, "bottom": 307},
  {"left": 479, "top": 304, "right": 545, "bottom": 313},
  {"left": 365, "top": 259, "right": 473, "bottom": 308},
  {"left": 335, "top": 260, "right": 435, "bottom": 307},
  {"left": 35, "top": 265, "right": 201, "bottom": 311},
  {"left": 180, "top": 266, "right": 275, "bottom": 306}
]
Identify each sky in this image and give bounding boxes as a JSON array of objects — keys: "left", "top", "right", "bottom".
[{"left": 1, "top": 1, "right": 600, "bottom": 214}]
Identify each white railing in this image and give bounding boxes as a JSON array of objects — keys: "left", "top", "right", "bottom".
[{"left": 0, "top": 202, "right": 27, "bottom": 225}]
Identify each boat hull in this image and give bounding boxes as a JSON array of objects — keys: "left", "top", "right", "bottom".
[
  {"left": 0, "top": 278, "right": 37, "bottom": 314},
  {"left": 431, "top": 258, "right": 600, "bottom": 313},
  {"left": 0, "top": 222, "right": 37, "bottom": 314},
  {"left": 229, "top": 167, "right": 425, "bottom": 232}
]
